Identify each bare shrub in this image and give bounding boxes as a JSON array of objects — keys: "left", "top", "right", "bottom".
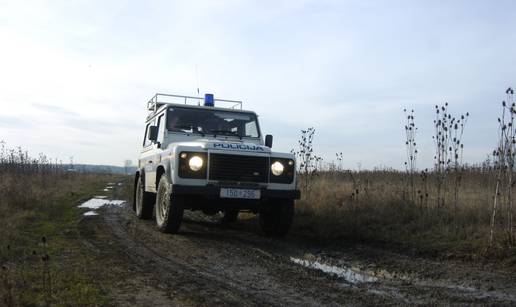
[{"left": 295, "top": 127, "right": 323, "bottom": 197}]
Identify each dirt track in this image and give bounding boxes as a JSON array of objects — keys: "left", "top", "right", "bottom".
[{"left": 77, "top": 183, "right": 516, "bottom": 306}]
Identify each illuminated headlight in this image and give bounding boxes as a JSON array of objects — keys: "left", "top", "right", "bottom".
[
  {"left": 271, "top": 161, "right": 284, "bottom": 176},
  {"left": 188, "top": 156, "right": 204, "bottom": 171}
]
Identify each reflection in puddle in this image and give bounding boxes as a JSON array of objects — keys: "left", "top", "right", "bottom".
[
  {"left": 290, "top": 257, "right": 378, "bottom": 284},
  {"left": 79, "top": 197, "right": 125, "bottom": 216}
]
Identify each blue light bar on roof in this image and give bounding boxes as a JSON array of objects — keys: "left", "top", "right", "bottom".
[{"left": 204, "top": 93, "right": 214, "bottom": 107}]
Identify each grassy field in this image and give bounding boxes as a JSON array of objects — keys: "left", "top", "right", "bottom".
[
  {"left": 294, "top": 169, "right": 516, "bottom": 263},
  {"left": 0, "top": 165, "right": 121, "bottom": 306}
]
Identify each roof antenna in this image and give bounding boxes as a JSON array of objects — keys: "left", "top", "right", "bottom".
[
  {"left": 195, "top": 64, "right": 201, "bottom": 105},
  {"left": 195, "top": 65, "right": 201, "bottom": 94}
]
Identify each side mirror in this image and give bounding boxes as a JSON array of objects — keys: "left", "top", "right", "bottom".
[
  {"left": 265, "top": 134, "right": 273, "bottom": 148},
  {"left": 148, "top": 126, "right": 158, "bottom": 142}
]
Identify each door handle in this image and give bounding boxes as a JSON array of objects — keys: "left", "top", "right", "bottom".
[{"left": 148, "top": 161, "right": 153, "bottom": 164}]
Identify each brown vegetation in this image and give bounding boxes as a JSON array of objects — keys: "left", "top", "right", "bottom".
[{"left": 294, "top": 169, "right": 512, "bottom": 260}]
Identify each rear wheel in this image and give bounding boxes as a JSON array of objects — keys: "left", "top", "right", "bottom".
[
  {"left": 135, "top": 175, "right": 154, "bottom": 219},
  {"left": 259, "top": 199, "right": 294, "bottom": 237},
  {"left": 221, "top": 209, "right": 239, "bottom": 224},
  {"left": 155, "top": 175, "right": 184, "bottom": 233}
]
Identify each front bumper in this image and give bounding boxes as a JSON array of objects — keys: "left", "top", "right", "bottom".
[{"left": 171, "top": 184, "right": 301, "bottom": 200}]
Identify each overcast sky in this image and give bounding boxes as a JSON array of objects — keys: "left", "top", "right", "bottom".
[{"left": 1, "top": 0, "right": 515, "bottom": 168}]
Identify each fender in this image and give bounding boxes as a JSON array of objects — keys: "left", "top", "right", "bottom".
[{"left": 158, "top": 150, "right": 174, "bottom": 183}]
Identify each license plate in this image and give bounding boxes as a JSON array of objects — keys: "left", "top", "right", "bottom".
[{"left": 220, "top": 188, "right": 261, "bottom": 199}]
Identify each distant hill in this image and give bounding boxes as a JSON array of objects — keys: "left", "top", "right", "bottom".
[{"left": 64, "top": 164, "right": 137, "bottom": 175}]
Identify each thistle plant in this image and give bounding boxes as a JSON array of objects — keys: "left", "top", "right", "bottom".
[
  {"left": 336, "top": 152, "right": 343, "bottom": 172},
  {"left": 490, "top": 87, "right": 516, "bottom": 247},
  {"left": 295, "top": 127, "right": 322, "bottom": 197},
  {"left": 432, "top": 103, "right": 469, "bottom": 214},
  {"left": 450, "top": 111, "right": 469, "bottom": 222},
  {"left": 403, "top": 109, "right": 418, "bottom": 201},
  {"left": 419, "top": 168, "right": 429, "bottom": 211}
]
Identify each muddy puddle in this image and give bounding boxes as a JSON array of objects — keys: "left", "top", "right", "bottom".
[
  {"left": 289, "top": 252, "right": 516, "bottom": 303},
  {"left": 78, "top": 197, "right": 125, "bottom": 216},
  {"left": 290, "top": 256, "right": 378, "bottom": 284}
]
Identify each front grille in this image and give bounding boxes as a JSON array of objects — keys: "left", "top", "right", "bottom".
[{"left": 209, "top": 153, "right": 269, "bottom": 183}]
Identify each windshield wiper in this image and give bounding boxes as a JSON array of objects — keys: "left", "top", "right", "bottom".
[
  {"left": 209, "top": 129, "right": 242, "bottom": 139},
  {"left": 173, "top": 125, "right": 193, "bottom": 130},
  {"left": 172, "top": 125, "right": 205, "bottom": 136}
]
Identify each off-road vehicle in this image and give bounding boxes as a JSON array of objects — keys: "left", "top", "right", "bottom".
[{"left": 134, "top": 93, "right": 300, "bottom": 236}]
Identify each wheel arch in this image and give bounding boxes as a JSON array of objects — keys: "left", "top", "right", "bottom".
[{"left": 155, "top": 165, "right": 166, "bottom": 189}]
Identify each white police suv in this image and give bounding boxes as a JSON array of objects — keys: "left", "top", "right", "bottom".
[{"left": 134, "top": 93, "right": 300, "bottom": 236}]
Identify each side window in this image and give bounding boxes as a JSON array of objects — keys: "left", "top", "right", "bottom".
[
  {"left": 157, "top": 114, "right": 165, "bottom": 143},
  {"left": 143, "top": 123, "right": 150, "bottom": 147},
  {"left": 143, "top": 119, "right": 155, "bottom": 147}
]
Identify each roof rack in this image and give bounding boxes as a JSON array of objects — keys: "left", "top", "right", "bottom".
[{"left": 147, "top": 93, "right": 243, "bottom": 114}]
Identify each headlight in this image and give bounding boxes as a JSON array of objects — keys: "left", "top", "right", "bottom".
[
  {"left": 271, "top": 161, "right": 284, "bottom": 176},
  {"left": 179, "top": 152, "right": 207, "bottom": 178},
  {"left": 189, "top": 156, "right": 204, "bottom": 171}
]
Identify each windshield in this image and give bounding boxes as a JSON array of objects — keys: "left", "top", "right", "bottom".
[{"left": 166, "top": 107, "right": 260, "bottom": 138}]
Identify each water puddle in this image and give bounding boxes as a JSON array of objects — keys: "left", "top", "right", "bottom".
[
  {"left": 102, "top": 182, "right": 123, "bottom": 192},
  {"left": 78, "top": 197, "right": 125, "bottom": 216},
  {"left": 290, "top": 257, "right": 378, "bottom": 284}
]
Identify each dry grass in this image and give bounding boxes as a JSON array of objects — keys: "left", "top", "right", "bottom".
[{"left": 294, "top": 169, "right": 516, "bottom": 261}]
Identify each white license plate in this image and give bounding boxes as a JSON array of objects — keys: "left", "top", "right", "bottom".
[{"left": 220, "top": 188, "right": 261, "bottom": 199}]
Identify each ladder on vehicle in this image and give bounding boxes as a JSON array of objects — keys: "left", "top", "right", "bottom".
[{"left": 147, "top": 93, "right": 243, "bottom": 114}]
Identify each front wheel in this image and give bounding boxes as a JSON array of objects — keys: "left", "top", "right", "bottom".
[
  {"left": 155, "top": 175, "right": 184, "bottom": 233},
  {"left": 259, "top": 199, "right": 294, "bottom": 237}
]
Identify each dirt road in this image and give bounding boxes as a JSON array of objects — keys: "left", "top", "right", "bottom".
[{"left": 77, "top": 183, "right": 516, "bottom": 306}]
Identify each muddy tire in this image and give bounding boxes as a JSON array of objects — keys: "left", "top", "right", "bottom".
[
  {"left": 155, "top": 175, "right": 184, "bottom": 233},
  {"left": 259, "top": 199, "right": 294, "bottom": 237},
  {"left": 135, "top": 175, "right": 154, "bottom": 220},
  {"left": 221, "top": 209, "right": 239, "bottom": 224}
]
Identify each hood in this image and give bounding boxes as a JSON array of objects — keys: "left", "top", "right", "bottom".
[{"left": 171, "top": 138, "right": 271, "bottom": 153}]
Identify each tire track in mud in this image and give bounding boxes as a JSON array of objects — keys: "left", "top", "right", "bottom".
[
  {"left": 98, "top": 205, "right": 385, "bottom": 306},
  {"left": 108, "top": 213, "right": 307, "bottom": 306}
]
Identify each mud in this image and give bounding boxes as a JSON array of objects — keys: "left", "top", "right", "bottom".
[{"left": 77, "top": 182, "right": 516, "bottom": 306}]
